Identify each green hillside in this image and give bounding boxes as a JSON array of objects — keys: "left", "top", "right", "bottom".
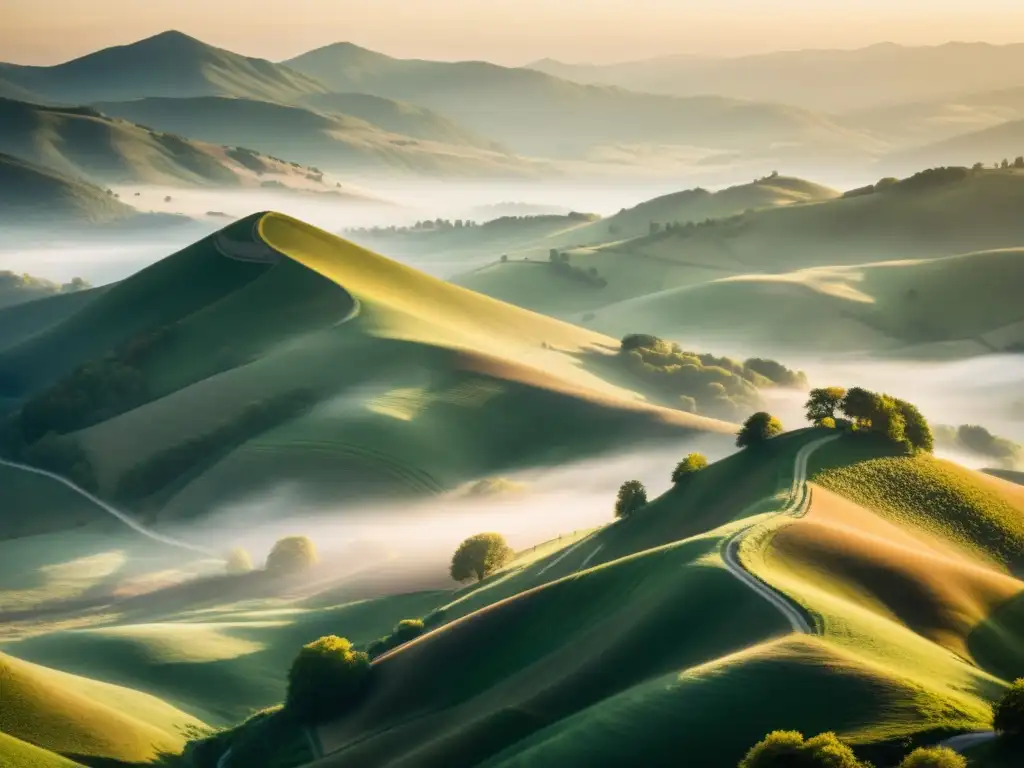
[
  {"left": 0, "top": 30, "right": 326, "bottom": 104},
  {"left": 0, "top": 732, "right": 83, "bottom": 768},
  {"left": 91, "top": 96, "right": 539, "bottom": 178},
  {"left": 0, "top": 97, "right": 350, "bottom": 189},
  {"left": 284, "top": 43, "right": 882, "bottom": 161},
  {"left": 0, "top": 271, "right": 92, "bottom": 311},
  {"left": 886, "top": 119, "right": 1024, "bottom": 173},
  {"left": 0, "top": 213, "right": 731, "bottom": 524}
]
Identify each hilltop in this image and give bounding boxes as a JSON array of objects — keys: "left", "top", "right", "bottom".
[
  {"left": 0, "top": 213, "right": 732, "bottom": 525},
  {"left": 90, "top": 96, "right": 540, "bottom": 178},
  {"left": 0, "top": 97, "right": 373, "bottom": 192},
  {"left": 0, "top": 30, "right": 326, "bottom": 103},
  {"left": 284, "top": 43, "right": 881, "bottom": 162}
]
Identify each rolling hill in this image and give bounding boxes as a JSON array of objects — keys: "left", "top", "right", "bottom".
[
  {"left": 0, "top": 270, "right": 91, "bottom": 311},
  {"left": 90, "top": 96, "right": 540, "bottom": 178},
  {"left": 885, "top": 119, "right": 1024, "bottom": 175},
  {"left": 0, "top": 213, "right": 732, "bottom": 525},
  {"left": 454, "top": 168, "right": 1024, "bottom": 357},
  {"left": 528, "top": 41, "right": 1024, "bottom": 113},
  {"left": 0, "top": 29, "right": 326, "bottom": 104},
  {"left": 0, "top": 97, "right": 372, "bottom": 191},
  {"left": 284, "top": 43, "right": 882, "bottom": 162}
]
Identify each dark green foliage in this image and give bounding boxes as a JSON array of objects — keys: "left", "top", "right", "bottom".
[
  {"left": 114, "top": 390, "right": 316, "bottom": 502},
  {"left": 896, "top": 399, "right": 934, "bottom": 454},
  {"left": 841, "top": 387, "right": 877, "bottom": 428},
  {"left": 736, "top": 412, "right": 783, "bottom": 448},
  {"left": 744, "top": 358, "right": 808, "bottom": 389},
  {"left": 20, "top": 432, "right": 98, "bottom": 492},
  {"left": 549, "top": 256, "right": 607, "bottom": 287},
  {"left": 739, "top": 730, "right": 867, "bottom": 768},
  {"left": 897, "top": 747, "right": 966, "bottom": 768},
  {"left": 994, "top": 678, "right": 1024, "bottom": 740},
  {"left": 285, "top": 636, "right": 371, "bottom": 725},
  {"left": 450, "top": 532, "right": 514, "bottom": 582},
  {"left": 805, "top": 387, "right": 847, "bottom": 425},
  {"left": 671, "top": 453, "right": 708, "bottom": 483},
  {"left": 366, "top": 618, "right": 427, "bottom": 659},
  {"left": 615, "top": 335, "right": 801, "bottom": 421},
  {"left": 614, "top": 479, "right": 647, "bottom": 518},
  {"left": 266, "top": 536, "right": 318, "bottom": 575},
  {"left": 839, "top": 388, "right": 933, "bottom": 454},
  {"left": 895, "top": 166, "right": 971, "bottom": 192}
]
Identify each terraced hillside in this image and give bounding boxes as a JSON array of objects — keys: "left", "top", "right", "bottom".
[{"left": 0, "top": 213, "right": 732, "bottom": 527}]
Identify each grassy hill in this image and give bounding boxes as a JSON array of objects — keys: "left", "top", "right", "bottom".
[
  {"left": 885, "top": 119, "right": 1024, "bottom": 174},
  {"left": 0, "top": 30, "right": 326, "bottom": 104},
  {"left": 0, "top": 97, "right": 361, "bottom": 190},
  {"left": 168, "top": 429, "right": 1022, "bottom": 768},
  {"left": 528, "top": 42, "right": 1024, "bottom": 113},
  {"left": 91, "top": 96, "right": 540, "bottom": 178},
  {"left": 0, "top": 270, "right": 91, "bottom": 311},
  {"left": 0, "top": 732, "right": 83, "bottom": 768},
  {"left": 284, "top": 43, "right": 881, "bottom": 162},
  {"left": 0, "top": 650, "right": 204, "bottom": 764},
  {"left": 0, "top": 213, "right": 731, "bottom": 524}
]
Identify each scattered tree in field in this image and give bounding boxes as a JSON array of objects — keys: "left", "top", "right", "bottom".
[
  {"left": 737, "top": 412, "right": 783, "bottom": 448},
  {"left": 614, "top": 480, "right": 648, "bottom": 518},
  {"left": 672, "top": 453, "right": 708, "bottom": 483},
  {"left": 994, "top": 678, "right": 1024, "bottom": 741},
  {"left": 450, "top": 533, "right": 513, "bottom": 582},
  {"left": 805, "top": 387, "right": 847, "bottom": 425},
  {"left": 739, "top": 730, "right": 866, "bottom": 768},
  {"left": 898, "top": 747, "right": 966, "bottom": 768},
  {"left": 225, "top": 547, "right": 253, "bottom": 575},
  {"left": 285, "top": 636, "right": 370, "bottom": 724},
  {"left": 266, "top": 536, "right": 318, "bottom": 575}
]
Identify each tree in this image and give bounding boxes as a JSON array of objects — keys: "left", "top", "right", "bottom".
[
  {"left": 737, "top": 412, "right": 783, "bottom": 448},
  {"left": 1015, "top": 156, "right": 1024, "bottom": 169},
  {"left": 225, "top": 547, "right": 253, "bottom": 575},
  {"left": 994, "top": 678, "right": 1024, "bottom": 741},
  {"left": 805, "top": 387, "right": 847, "bottom": 424},
  {"left": 450, "top": 533, "right": 513, "bottom": 582},
  {"left": 614, "top": 480, "right": 648, "bottom": 518},
  {"left": 285, "top": 635, "right": 370, "bottom": 724},
  {"left": 841, "top": 387, "right": 877, "bottom": 429},
  {"left": 972, "top": 162, "right": 985, "bottom": 172},
  {"left": 266, "top": 535, "right": 318, "bottom": 575},
  {"left": 739, "top": 730, "right": 866, "bottom": 768},
  {"left": 898, "top": 747, "right": 966, "bottom": 768},
  {"left": 895, "top": 398, "right": 933, "bottom": 453},
  {"left": 672, "top": 453, "right": 708, "bottom": 483},
  {"left": 392, "top": 619, "right": 425, "bottom": 645}
]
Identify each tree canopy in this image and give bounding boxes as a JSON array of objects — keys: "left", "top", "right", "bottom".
[
  {"left": 994, "top": 677, "right": 1024, "bottom": 740},
  {"left": 450, "top": 532, "right": 513, "bottom": 582},
  {"left": 805, "top": 387, "right": 846, "bottom": 424},
  {"left": 614, "top": 479, "right": 648, "bottom": 518},
  {"left": 285, "top": 635, "right": 370, "bottom": 724},
  {"left": 672, "top": 453, "right": 708, "bottom": 483},
  {"left": 739, "top": 730, "right": 866, "bottom": 768},
  {"left": 737, "top": 412, "right": 783, "bottom": 448}
]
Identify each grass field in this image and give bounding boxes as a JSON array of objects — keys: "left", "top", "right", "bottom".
[{"left": 0, "top": 732, "right": 84, "bottom": 768}]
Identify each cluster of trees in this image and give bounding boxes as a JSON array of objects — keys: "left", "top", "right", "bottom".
[
  {"left": 739, "top": 682, "right": 1023, "bottom": 765},
  {"left": 934, "top": 423, "right": 1022, "bottom": 469},
  {"left": 0, "top": 271, "right": 90, "bottom": 308},
  {"left": 613, "top": 451, "right": 710, "bottom": 520},
  {"left": 547, "top": 250, "right": 608, "bottom": 287},
  {"left": 619, "top": 334, "right": 807, "bottom": 421},
  {"left": 805, "top": 386, "right": 933, "bottom": 454},
  {"left": 115, "top": 390, "right": 317, "bottom": 503},
  {"left": 346, "top": 212, "right": 599, "bottom": 238},
  {"left": 844, "top": 166, "right": 983, "bottom": 199},
  {"left": 975, "top": 157, "right": 1024, "bottom": 171}
]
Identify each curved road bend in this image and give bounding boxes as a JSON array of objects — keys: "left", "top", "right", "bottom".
[{"left": 0, "top": 457, "right": 219, "bottom": 558}]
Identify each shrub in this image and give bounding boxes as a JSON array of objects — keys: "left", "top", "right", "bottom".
[
  {"left": 737, "top": 412, "right": 783, "bottom": 448},
  {"left": 266, "top": 536, "right": 318, "bottom": 575},
  {"left": 285, "top": 636, "right": 370, "bottom": 724},
  {"left": 226, "top": 547, "right": 254, "bottom": 575},
  {"left": 450, "top": 533, "right": 513, "bottom": 582},
  {"left": 739, "top": 730, "right": 866, "bottom": 768},
  {"left": 820, "top": 417, "right": 836, "bottom": 429},
  {"left": 672, "top": 453, "right": 708, "bottom": 483},
  {"left": 898, "top": 747, "right": 966, "bottom": 768},
  {"left": 614, "top": 480, "right": 647, "bottom": 518},
  {"left": 392, "top": 619, "right": 425, "bottom": 644},
  {"left": 994, "top": 678, "right": 1024, "bottom": 739}
]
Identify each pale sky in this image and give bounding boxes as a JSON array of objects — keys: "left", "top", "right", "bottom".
[{"left": 4, "top": 0, "right": 1024, "bottom": 66}]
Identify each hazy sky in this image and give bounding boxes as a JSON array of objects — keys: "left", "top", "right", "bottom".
[{"left": 5, "top": 0, "right": 1024, "bottom": 65}]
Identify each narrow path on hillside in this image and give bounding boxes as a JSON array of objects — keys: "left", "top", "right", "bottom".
[
  {"left": 720, "top": 434, "right": 840, "bottom": 634},
  {"left": 0, "top": 457, "right": 220, "bottom": 558}
]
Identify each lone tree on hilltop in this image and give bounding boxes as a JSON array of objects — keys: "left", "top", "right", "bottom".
[
  {"left": 994, "top": 678, "right": 1024, "bottom": 742},
  {"left": 737, "top": 412, "right": 783, "bottom": 448},
  {"left": 898, "top": 746, "right": 966, "bottom": 768},
  {"left": 285, "top": 635, "right": 370, "bottom": 724},
  {"left": 450, "top": 532, "right": 513, "bottom": 582},
  {"left": 614, "top": 480, "right": 648, "bottom": 518},
  {"left": 672, "top": 453, "right": 708, "bottom": 483},
  {"left": 805, "top": 387, "right": 846, "bottom": 425},
  {"left": 739, "top": 730, "right": 866, "bottom": 768},
  {"left": 266, "top": 535, "right": 318, "bottom": 575}
]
